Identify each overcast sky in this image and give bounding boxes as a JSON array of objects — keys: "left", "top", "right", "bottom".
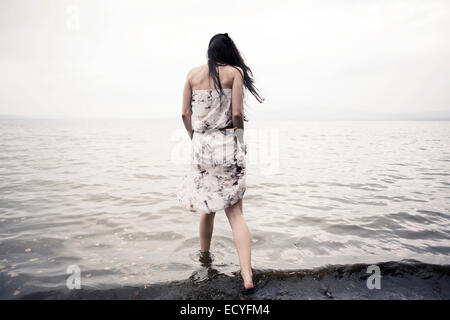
[{"left": 1, "top": 0, "right": 449, "bottom": 119}]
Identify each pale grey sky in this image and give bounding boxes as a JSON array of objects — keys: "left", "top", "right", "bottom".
[{"left": 1, "top": 0, "right": 449, "bottom": 119}]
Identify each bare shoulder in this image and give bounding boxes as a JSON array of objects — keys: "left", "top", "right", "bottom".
[
  {"left": 187, "top": 64, "right": 207, "bottom": 78},
  {"left": 228, "top": 65, "right": 243, "bottom": 79}
]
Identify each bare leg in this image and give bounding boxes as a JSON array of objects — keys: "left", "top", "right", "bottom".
[
  {"left": 225, "top": 199, "right": 253, "bottom": 289},
  {"left": 199, "top": 212, "right": 216, "bottom": 252}
]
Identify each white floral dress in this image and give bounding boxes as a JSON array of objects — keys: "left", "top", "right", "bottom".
[{"left": 177, "top": 88, "right": 246, "bottom": 214}]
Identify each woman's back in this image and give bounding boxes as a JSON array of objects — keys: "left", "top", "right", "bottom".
[
  {"left": 189, "top": 64, "right": 234, "bottom": 91},
  {"left": 191, "top": 88, "right": 232, "bottom": 133},
  {"left": 188, "top": 64, "right": 239, "bottom": 133}
]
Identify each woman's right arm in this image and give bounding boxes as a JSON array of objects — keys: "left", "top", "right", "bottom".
[{"left": 181, "top": 71, "right": 193, "bottom": 140}]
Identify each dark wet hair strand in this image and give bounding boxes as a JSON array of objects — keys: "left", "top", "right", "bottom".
[{"left": 207, "top": 33, "right": 264, "bottom": 104}]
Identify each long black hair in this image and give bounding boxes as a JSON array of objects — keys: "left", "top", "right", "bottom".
[{"left": 207, "top": 33, "right": 264, "bottom": 105}]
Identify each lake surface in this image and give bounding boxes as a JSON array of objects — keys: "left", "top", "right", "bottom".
[{"left": 0, "top": 119, "right": 449, "bottom": 299}]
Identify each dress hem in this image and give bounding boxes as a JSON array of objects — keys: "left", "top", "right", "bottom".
[{"left": 180, "top": 188, "right": 246, "bottom": 214}]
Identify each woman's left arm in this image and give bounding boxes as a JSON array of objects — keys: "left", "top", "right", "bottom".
[{"left": 181, "top": 72, "right": 193, "bottom": 139}]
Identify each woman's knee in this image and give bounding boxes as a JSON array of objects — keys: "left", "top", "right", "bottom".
[{"left": 225, "top": 205, "right": 243, "bottom": 222}]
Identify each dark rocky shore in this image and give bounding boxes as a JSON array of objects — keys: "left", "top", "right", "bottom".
[{"left": 12, "top": 260, "right": 450, "bottom": 300}]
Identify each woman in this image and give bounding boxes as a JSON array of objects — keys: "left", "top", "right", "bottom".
[{"left": 177, "top": 33, "right": 263, "bottom": 293}]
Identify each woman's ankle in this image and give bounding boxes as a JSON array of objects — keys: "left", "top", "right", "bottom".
[{"left": 240, "top": 269, "right": 253, "bottom": 280}]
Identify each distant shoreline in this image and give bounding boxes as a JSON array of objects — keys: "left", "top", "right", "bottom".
[{"left": 1, "top": 115, "right": 450, "bottom": 121}]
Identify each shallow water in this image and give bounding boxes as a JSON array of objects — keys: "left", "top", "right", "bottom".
[{"left": 0, "top": 119, "right": 449, "bottom": 299}]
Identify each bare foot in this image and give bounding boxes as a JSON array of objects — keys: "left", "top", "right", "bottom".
[{"left": 240, "top": 269, "right": 254, "bottom": 289}]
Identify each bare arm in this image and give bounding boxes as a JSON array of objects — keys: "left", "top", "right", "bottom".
[
  {"left": 181, "top": 72, "right": 193, "bottom": 139},
  {"left": 231, "top": 68, "right": 245, "bottom": 145}
]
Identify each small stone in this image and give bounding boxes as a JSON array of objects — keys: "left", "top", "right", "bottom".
[{"left": 25, "top": 248, "right": 32, "bottom": 253}]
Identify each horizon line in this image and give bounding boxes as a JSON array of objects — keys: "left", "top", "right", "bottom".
[{"left": 1, "top": 114, "right": 449, "bottom": 121}]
